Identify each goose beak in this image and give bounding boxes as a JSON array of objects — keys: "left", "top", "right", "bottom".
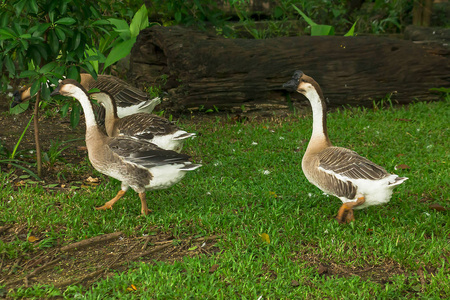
[
  {"left": 282, "top": 78, "right": 299, "bottom": 92},
  {"left": 10, "top": 90, "right": 22, "bottom": 108},
  {"left": 50, "top": 86, "right": 61, "bottom": 97},
  {"left": 282, "top": 70, "right": 304, "bottom": 92}
]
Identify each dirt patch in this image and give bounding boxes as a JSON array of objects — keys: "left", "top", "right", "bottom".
[{"left": 0, "top": 223, "right": 221, "bottom": 290}]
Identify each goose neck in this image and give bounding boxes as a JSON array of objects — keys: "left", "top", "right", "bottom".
[
  {"left": 305, "top": 90, "right": 331, "bottom": 151},
  {"left": 72, "top": 87, "right": 97, "bottom": 129}
]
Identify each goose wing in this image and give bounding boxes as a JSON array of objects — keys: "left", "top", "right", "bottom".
[
  {"left": 92, "top": 75, "right": 148, "bottom": 106},
  {"left": 116, "top": 113, "right": 177, "bottom": 140},
  {"left": 108, "top": 137, "right": 190, "bottom": 168},
  {"left": 318, "top": 147, "right": 389, "bottom": 181}
]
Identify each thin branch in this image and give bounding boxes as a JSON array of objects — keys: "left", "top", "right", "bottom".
[{"left": 60, "top": 231, "right": 123, "bottom": 252}]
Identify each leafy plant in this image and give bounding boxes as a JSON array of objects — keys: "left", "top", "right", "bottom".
[
  {"left": 292, "top": 4, "right": 356, "bottom": 36},
  {"left": 0, "top": 1, "right": 150, "bottom": 176}
]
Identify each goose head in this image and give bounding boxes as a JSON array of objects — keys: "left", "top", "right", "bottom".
[
  {"left": 50, "top": 79, "right": 89, "bottom": 98},
  {"left": 282, "top": 70, "right": 325, "bottom": 105},
  {"left": 11, "top": 86, "right": 31, "bottom": 108},
  {"left": 90, "top": 92, "right": 118, "bottom": 116}
]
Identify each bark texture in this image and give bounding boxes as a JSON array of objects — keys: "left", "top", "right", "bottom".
[{"left": 130, "top": 26, "right": 450, "bottom": 111}]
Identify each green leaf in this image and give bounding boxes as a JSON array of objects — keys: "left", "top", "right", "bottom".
[
  {"left": 291, "top": 5, "right": 317, "bottom": 27},
  {"left": 10, "top": 101, "right": 29, "bottom": 115},
  {"left": 130, "top": 4, "right": 148, "bottom": 38},
  {"left": 108, "top": 18, "right": 131, "bottom": 40},
  {"left": 311, "top": 25, "right": 334, "bottom": 36},
  {"left": 55, "top": 26, "right": 66, "bottom": 41},
  {"left": 70, "top": 102, "right": 81, "bottom": 128},
  {"left": 0, "top": 28, "right": 16, "bottom": 40},
  {"left": 73, "top": 31, "right": 81, "bottom": 51},
  {"left": 14, "top": 0, "right": 27, "bottom": 16},
  {"left": 344, "top": 21, "right": 357, "bottom": 37},
  {"left": 39, "top": 62, "right": 57, "bottom": 74},
  {"left": 49, "top": 30, "right": 59, "bottom": 54},
  {"left": 103, "top": 37, "right": 136, "bottom": 70},
  {"left": 55, "top": 17, "right": 76, "bottom": 26},
  {"left": 60, "top": 102, "right": 70, "bottom": 117},
  {"left": 35, "top": 23, "right": 52, "bottom": 36},
  {"left": 19, "top": 70, "right": 38, "bottom": 78},
  {"left": 29, "top": 0, "right": 39, "bottom": 14},
  {"left": 30, "top": 81, "right": 40, "bottom": 98},
  {"left": 274, "top": 6, "right": 284, "bottom": 19},
  {"left": 4, "top": 56, "right": 15, "bottom": 76},
  {"left": 41, "top": 83, "right": 51, "bottom": 101},
  {"left": 91, "top": 20, "right": 110, "bottom": 26},
  {"left": 67, "top": 66, "right": 79, "bottom": 80},
  {"left": 19, "top": 33, "right": 31, "bottom": 39}
]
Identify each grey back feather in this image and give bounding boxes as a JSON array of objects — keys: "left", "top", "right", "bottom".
[{"left": 319, "top": 147, "right": 389, "bottom": 180}]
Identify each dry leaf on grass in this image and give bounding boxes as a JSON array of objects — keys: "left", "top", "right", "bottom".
[
  {"left": 260, "top": 233, "right": 270, "bottom": 244},
  {"left": 28, "top": 236, "right": 39, "bottom": 243}
]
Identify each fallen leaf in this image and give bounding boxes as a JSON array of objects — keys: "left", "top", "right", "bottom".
[
  {"left": 209, "top": 264, "right": 219, "bottom": 273},
  {"left": 260, "top": 233, "right": 270, "bottom": 244},
  {"left": 28, "top": 236, "right": 39, "bottom": 243},
  {"left": 396, "top": 153, "right": 405, "bottom": 157},
  {"left": 395, "top": 164, "right": 410, "bottom": 170},
  {"left": 291, "top": 280, "right": 300, "bottom": 287},
  {"left": 429, "top": 203, "right": 447, "bottom": 211},
  {"left": 317, "top": 264, "right": 328, "bottom": 275},
  {"left": 188, "top": 246, "right": 198, "bottom": 251},
  {"left": 131, "top": 284, "right": 137, "bottom": 291},
  {"left": 86, "top": 176, "right": 99, "bottom": 183}
]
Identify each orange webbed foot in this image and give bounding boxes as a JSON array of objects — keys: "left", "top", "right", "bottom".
[{"left": 336, "top": 197, "right": 365, "bottom": 224}]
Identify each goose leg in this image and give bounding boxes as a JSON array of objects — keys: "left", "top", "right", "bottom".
[
  {"left": 139, "top": 192, "right": 152, "bottom": 215},
  {"left": 336, "top": 196, "right": 365, "bottom": 224},
  {"left": 96, "top": 190, "right": 126, "bottom": 211}
]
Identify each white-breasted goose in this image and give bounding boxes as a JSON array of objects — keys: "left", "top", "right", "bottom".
[
  {"left": 283, "top": 70, "right": 408, "bottom": 223},
  {"left": 50, "top": 79, "right": 201, "bottom": 215},
  {"left": 91, "top": 92, "right": 196, "bottom": 153},
  {"left": 12, "top": 74, "right": 161, "bottom": 124}
]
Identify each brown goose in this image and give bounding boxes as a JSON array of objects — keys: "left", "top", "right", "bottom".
[
  {"left": 12, "top": 74, "right": 161, "bottom": 122},
  {"left": 283, "top": 70, "right": 408, "bottom": 223},
  {"left": 91, "top": 92, "right": 195, "bottom": 153},
  {"left": 50, "top": 79, "right": 201, "bottom": 215}
]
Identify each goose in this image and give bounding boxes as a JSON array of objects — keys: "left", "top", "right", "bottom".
[
  {"left": 50, "top": 79, "right": 201, "bottom": 215},
  {"left": 283, "top": 70, "right": 408, "bottom": 223},
  {"left": 91, "top": 92, "right": 196, "bottom": 153},
  {"left": 12, "top": 74, "right": 161, "bottom": 123}
]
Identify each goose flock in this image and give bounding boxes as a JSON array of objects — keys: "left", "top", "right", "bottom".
[{"left": 13, "top": 71, "right": 408, "bottom": 222}]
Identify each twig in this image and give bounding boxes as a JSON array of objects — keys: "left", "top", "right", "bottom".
[
  {"left": 60, "top": 231, "right": 123, "bottom": 252},
  {"left": 7, "top": 257, "right": 22, "bottom": 276},
  {"left": 24, "top": 258, "right": 61, "bottom": 287},
  {"left": 108, "top": 240, "right": 141, "bottom": 268}
]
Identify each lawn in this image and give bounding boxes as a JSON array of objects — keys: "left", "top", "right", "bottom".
[{"left": 1, "top": 97, "right": 449, "bottom": 299}]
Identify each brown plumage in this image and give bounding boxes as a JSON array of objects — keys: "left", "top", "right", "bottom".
[
  {"left": 50, "top": 79, "right": 201, "bottom": 215},
  {"left": 283, "top": 70, "right": 408, "bottom": 224},
  {"left": 91, "top": 92, "right": 195, "bottom": 153}
]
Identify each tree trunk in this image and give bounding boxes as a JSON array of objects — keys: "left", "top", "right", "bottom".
[
  {"left": 130, "top": 26, "right": 450, "bottom": 112},
  {"left": 34, "top": 91, "right": 42, "bottom": 178}
]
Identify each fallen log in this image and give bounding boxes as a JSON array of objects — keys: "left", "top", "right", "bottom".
[{"left": 130, "top": 26, "right": 450, "bottom": 112}]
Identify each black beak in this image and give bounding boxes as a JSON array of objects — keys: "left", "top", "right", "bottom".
[
  {"left": 50, "top": 86, "right": 61, "bottom": 97},
  {"left": 10, "top": 90, "right": 22, "bottom": 108},
  {"left": 282, "top": 70, "right": 304, "bottom": 92}
]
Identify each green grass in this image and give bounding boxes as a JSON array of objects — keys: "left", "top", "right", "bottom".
[{"left": 1, "top": 98, "right": 449, "bottom": 299}]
